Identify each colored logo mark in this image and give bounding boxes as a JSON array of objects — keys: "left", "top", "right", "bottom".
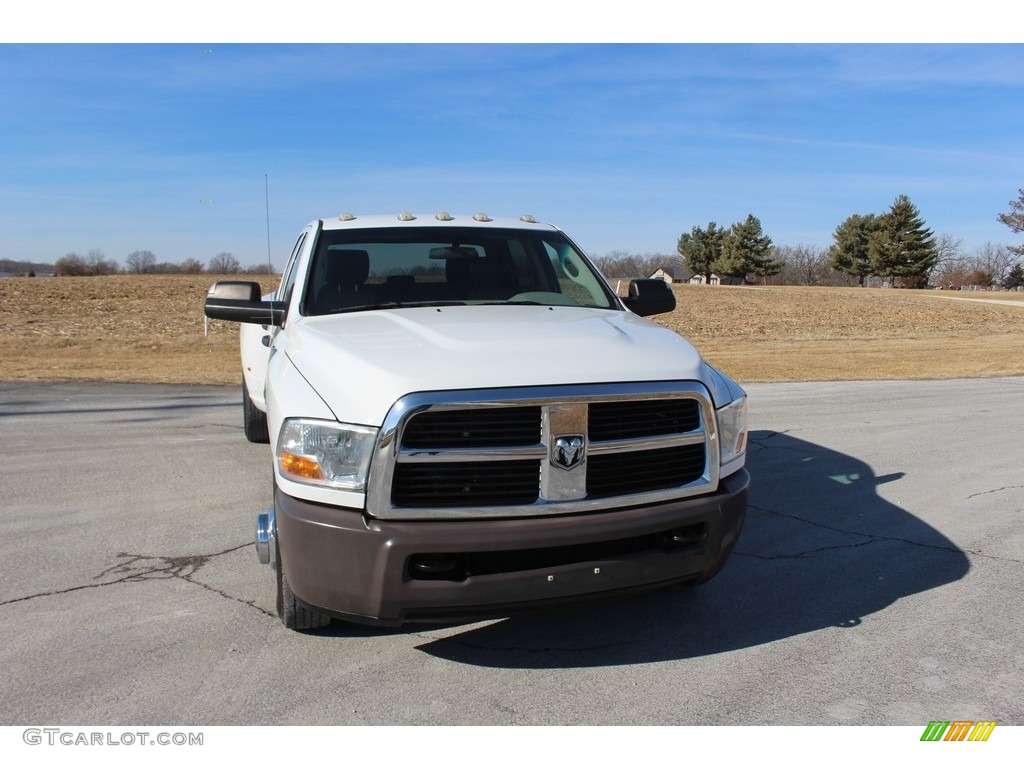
[{"left": 920, "top": 720, "right": 996, "bottom": 742}]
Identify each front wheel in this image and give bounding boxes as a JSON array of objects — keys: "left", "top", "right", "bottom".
[
  {"left": 275, "top": 541, "right": 332, "bottom": 631},
  {"left": 242, "top": 379, "right": 270, "bottom": 443}
]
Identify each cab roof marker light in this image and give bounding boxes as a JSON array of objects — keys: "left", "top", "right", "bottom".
[
  {"left": 398, "top": 211, "right": 416, "bottom": 221},
  {"left": 435, "top": 211, "right": 454, "bottom": 221},
  {"left": 473, "top": 213, "right": 492, "bottom": 222},
  {"left": 520, "top": 214, "right": 537, "bottom": 223},
  {"left": 339, "top": 212, "right": 356, "bottom": 221}
]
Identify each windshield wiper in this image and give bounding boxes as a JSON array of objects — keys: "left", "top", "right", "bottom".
[
  {"left": 320, "top": 300, "right": 468, "bottom": 315},
  {"left": 477, "top": 300, "right": 545, "bottom": 306},
  {"left": 321, "top": 302, "right": 402, "bottom": 315}
]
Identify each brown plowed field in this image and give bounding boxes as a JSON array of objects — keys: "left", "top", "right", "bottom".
[{"left": 1, "top": 276, "right": 1022, "bottom": 384}]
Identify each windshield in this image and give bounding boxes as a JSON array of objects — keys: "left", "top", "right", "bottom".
[{"left": 302, "top": 226, "right": 617, "bottom": 316}]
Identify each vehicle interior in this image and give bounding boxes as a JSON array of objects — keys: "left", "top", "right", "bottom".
[{"left": 302, "top": 227, "right": 615, "bottom": 315}]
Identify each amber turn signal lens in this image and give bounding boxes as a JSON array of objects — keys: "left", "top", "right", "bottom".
[{"left": 279, "top": 451, "right": 325, "bottom": 481}]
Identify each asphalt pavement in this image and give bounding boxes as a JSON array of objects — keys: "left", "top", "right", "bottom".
[{"left": 0, "top": 378, "right": 1021, "bottom": 725}]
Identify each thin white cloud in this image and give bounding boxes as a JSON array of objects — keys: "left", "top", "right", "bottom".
[{"left": 2, "top": 43, "right": 1021, "bottom": 265}]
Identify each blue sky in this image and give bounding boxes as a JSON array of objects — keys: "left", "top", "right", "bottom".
[{"left": 1, "top": 42, "right": 1022, "bottom": 268}]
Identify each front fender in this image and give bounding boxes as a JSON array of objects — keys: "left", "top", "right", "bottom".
[
  {"left": 265, "top": 349, "right": 337, "bottom": 447},
  {"left": 240, "top": 318, "right": 272, "bottom": 412}
]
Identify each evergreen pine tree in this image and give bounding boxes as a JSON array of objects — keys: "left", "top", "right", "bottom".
[
  {"left": 1003, "top": 262, "right": 1024, "bottom": 290},
  {"left": 677, "top": 222, "right": 724, "bottom": 283},
  {"left": 869, "top": 195, "right": 938, "bottom": 288},
  {"left": 715, "top": 214, "right": 777, "bottom": 283},
  {"left": 998, "top": 188, "right": 1024, "bottom": 256},
  {"left": 828, "top": 213, "right": 878, "bottom": 286}
]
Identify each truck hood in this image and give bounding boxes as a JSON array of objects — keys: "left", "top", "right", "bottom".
[{"left": 284, "top": 305, "right": 710, "bottom": 426}]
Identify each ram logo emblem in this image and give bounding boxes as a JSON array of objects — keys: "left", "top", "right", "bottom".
[{"left": 552, "top": 435, "right": 585, "bottom": 471}]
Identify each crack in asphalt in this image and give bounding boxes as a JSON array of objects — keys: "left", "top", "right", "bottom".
[
  {"left": 739, "top": 502, "right": 965, "bottom": 558},
  {"left": 736, "top": 504, "right": 1023, "bottom": 565},
  {"left": 967, "top": 485, "right": 1024, "bottom": 499},
  {"left": 747, "top": 430, "right": 797, "bottom": 453},
  {"left": 173, "top": 422, "right": 241, "bottom": 431},
  {"left": 0, "top": 543, "right": 275, "bottom": 617},
  {"left": 743, "top": 431, "right": 1022, "bottom": 565}
]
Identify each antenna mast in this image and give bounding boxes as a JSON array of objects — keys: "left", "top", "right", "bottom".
[{"left": 265, "top": 174, "right": 272, "bottom": 273}]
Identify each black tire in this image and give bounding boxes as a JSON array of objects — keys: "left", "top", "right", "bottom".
[
  {"left": 242, "top": 379, "right": 270, "bottom": 443},
  {"left": 275, "top": 541, "right": 332, "bottom": 631}
]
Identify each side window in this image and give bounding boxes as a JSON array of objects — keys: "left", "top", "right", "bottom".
[{"left": 279, "top": 232, "right": 307, "bottom": 308}]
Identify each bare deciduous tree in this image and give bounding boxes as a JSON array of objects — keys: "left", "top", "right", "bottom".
[
  {"left": 126, "top": 250, "right": 157, "bottom": 273},
  {"left": 208, "top": 252, "right": 241, "bottom": 274}
]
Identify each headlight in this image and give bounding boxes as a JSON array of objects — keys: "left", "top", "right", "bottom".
[
  {"left": 717, "top": 396, "right": 748, "bottom": 470},
  {"left": 276, "top": 419, "right": 378, "bottom": 491}
]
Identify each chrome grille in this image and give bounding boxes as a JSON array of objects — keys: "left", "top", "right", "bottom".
[{"left": 367, "top": 382, "right": 719, "bottom": 520}]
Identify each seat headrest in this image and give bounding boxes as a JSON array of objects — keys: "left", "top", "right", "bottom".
[{"left": 325, "top": 249, "right": 370, "bottom": 287}]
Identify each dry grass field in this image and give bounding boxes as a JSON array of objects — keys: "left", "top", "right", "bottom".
[
  {"left": 661, "top": 284, "right": 1024, "bottom": 382},
  {"left": 1, "top": 275, "right": 1023, "bottom": 385}
]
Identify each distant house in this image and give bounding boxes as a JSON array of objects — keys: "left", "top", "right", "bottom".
[
  {"left": 608, "top": 267, "right": 694, "bottom": 296},
  {"left": 647, "top": 266, "right": 689, "bottom": 284},
  {"left": 687, "top": 273, "right": 744, "bottom": 286}
]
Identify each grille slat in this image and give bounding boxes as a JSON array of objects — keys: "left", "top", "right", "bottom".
[
  {"left": 393, "top": 461, "right": 540, "bottom": 507},
  {"left": 401, "top": 407, "right": 541, "bottom": 448},
  {"left": 589, "top": 400, "right": 700, "bottom": 441},
  {"left": 586, "top": 445, "right": 706, "bottom": 499}
]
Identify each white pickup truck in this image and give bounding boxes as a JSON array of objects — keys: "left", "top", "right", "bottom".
[{"left": 205, "top": 212, "right": 749, "bottom": 631}]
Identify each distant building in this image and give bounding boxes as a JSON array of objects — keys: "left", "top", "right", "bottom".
[
  {"left": 647, "top": 266, "right": 689, "bottom": 284},
  {"left": 687, "top": 273, "right": 744, "bottom": 286}
]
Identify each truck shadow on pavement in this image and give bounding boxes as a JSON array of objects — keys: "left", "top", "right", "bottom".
[{"left": 413, "top": 429, "right": 971, "bottom": 668}]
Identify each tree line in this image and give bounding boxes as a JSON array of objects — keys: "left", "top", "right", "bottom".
[
  {"left": 677, "top": 215, "right": 781, "bottom": 285},
  {"left": 43, "top": 250, "right": 276, "bottom": 276},
  {"left": 827, "top": 195, "right": 938, "bottom": 288},
  {"left": 826, "top": 191, "right": 1022, "bottom": 289},
  {"left": 12, "top": 189, "right": 1024, "bottom": 287},
  {"left": 0, "top": 258, "right": 54, "bottom": 276},
  {"left": 597, "top": 190, "right": 1024, "bottom": 290}
]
